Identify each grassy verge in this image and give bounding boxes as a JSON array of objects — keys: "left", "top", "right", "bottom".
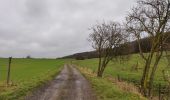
[
  {"left": 0, "top": 58, "right": 65, "bottom": 100},
  {"left": 73, "top": 53, "right": 169, "bottom": 96},
  {"left": 77, "top": 66, "right": 146, "bottom": 100}
]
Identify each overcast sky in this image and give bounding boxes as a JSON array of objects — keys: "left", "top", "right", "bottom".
[{"left": 0, "top": 0, "right": 136, "bottom": 58}]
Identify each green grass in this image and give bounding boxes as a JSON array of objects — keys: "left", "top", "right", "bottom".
[
  {"left": 77, "top": 67, "right": 146, "bottom": 100},
  {"left": 0, "top": 58, "right": 65, "bottom": 100},
  {"left": 73, "top": 53, "right": 169, "bottom": 95}
]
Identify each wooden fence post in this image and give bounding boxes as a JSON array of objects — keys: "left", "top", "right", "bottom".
[
  {"left": 117, "top": 74, "right": 120, "bottom": 81},
  {"left": 159, "top": 84, "right": 161, "bottom": 100},
  {"left": 7, "top": 57, "right": 12, "bottom": 85},
  {"left": 168, "top": 86, "right": 170, "bottom": 99}
]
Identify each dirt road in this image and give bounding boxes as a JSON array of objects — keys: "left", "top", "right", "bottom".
[{"left": 25, "top": 64, "right": 96, "bottom": 100}]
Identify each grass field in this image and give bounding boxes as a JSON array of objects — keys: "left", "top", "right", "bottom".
[
  {"left": 73, "top": 53, "right": 169, "bottom": 96},
  {"left": 0, "top": 58, "right": 65, "bottom": 100}
]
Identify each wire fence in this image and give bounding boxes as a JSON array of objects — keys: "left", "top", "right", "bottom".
[{"left": 117, "top": 74, "right": 170, "bottom": 100}]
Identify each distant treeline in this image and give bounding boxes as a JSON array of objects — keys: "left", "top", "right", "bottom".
[
  {"left": 62, "top": 51, "right": 98, "bottom": 60},
  {"left": 63, "top": 33, "right": 170, "bottom": 60},
  {"left": 129, "top": 32, "right": 170, "bottom": 54}
]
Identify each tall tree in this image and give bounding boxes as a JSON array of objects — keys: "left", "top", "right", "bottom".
[
  {"left": 89, "top": 21, "right": 127, "bottom": 77},
  {"left": 126, "top": 0, "right": 170, "bottom": 98}
]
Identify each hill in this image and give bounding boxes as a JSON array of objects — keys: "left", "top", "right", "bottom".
[{"left": 63, "top": 33, "right": 170, "bottom": 59}]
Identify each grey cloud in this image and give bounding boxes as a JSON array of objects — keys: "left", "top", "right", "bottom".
[{"left": 0, "top": 0, "right": 136, "bottom": 58}]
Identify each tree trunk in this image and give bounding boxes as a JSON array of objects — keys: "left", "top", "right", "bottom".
[
  {"left": 141, "top": 59, "right": 152, "bottom": 97},
  {"left": 97, "top": 68, "right": 103, "bottom": 77},
  {"left": 97, "top": 50, "right": 102, "bottom": 77},
  {"left": 97, "top": 61, "right": 108, "bottom": 77},
  {"left": 97, "top": 71, "right": 103, "bottom": 77},
  {"left": 97, "top": 64, "right": 102, "bottom": 77},
  {"left": 148, "top": 52, "right": 162, "bottom": 97},
  {"left": 97, "top": 64, "right": 105, "bottom": 77},
  {"left": 148, "top": 63, "right": 159, "bottom": 98},
  {"left": 141, "top": 65, "right": 149, "bottom": 97}
]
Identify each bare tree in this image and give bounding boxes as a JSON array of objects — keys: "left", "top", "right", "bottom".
[
  {"left": 26, "top": 55, "right": 31, "bottom": 59},
  {"left": 126, "top": 0, "right": 170, "bottom": 98},
  {"left": 89, "top": 21, "right": 127, "bottom": 77}
]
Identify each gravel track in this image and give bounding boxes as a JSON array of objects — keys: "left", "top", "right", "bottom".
[{"left": 25, "top": 64, "right": 96, "bottom": 100}]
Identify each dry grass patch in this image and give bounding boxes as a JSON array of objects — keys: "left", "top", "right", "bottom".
[{"left": 106, "top": 76, "right": 144, "bottom": 99}]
